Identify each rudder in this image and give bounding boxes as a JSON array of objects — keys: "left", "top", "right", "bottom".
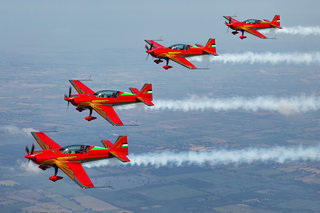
[
  {"left": 112, "top": 136, "right": 128, "bottom": 156},
  {"left": 204, "top": 38, "right": 218, "bottom": 56},
  {"left": 139, "top": 83, "right": 153, "bottom": 101},
  {"left": 271, "top": 15, "right": 281, "bottom": 27},
  {"left": 109, "top": 136, "right": 130, "bottom": 162}
]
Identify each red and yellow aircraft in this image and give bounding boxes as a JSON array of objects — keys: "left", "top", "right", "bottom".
[
  {"left": 144, "top": 38, "right": 218, "bottom": 70},
  {"left": 64, "top": 80, "right": 153, "bottom": 126},
  {"left": 224, "top": 15, "right": 282, "bottom": 39},
  {"left": 24, "top": 132, "right": 130, "bottom": 189}
]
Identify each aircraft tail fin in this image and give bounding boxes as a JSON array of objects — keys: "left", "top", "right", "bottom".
[
  {"left": 129, "top": 83, "right": 154, "bottom": 106},
  {"left": 139, "top": 83, "right": 153, "bottom": 100},
  {"left": 270, "top": 15, "right": 282, "bottom": 29},
  {"left": 102, "top": 136, "right": 130, "bottom": 162},
  {"left": 204, "top": 38, "right": 219, "bottom": 56}
]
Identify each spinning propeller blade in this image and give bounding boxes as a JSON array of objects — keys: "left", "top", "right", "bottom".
[
  {"left": 25, "top": 144, "right": 35, "bottom": 155},
  {"left": 64, "top": 86, "right": 72, "bottom": 110},
  {"left": 30, "top": 144, "right": 35, "bottom": 155},
  {"left": 145, "top": 43, "right": 153, "bottom": 60},
  {"left": 25, "top": 145, "right": 30, "bottom": 154},
  {"left": 25, "top": 144, "right": 35, "bottom": 162}
]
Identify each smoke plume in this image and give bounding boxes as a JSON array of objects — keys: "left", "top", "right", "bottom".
[
  {"left": 17, "top": 159, "right": 41, "bottom": 174},
  {"left": 189, "top": 51, "right": 320, "bottom": 65},
  {"left": 145, "top": 96, "right": 320, "bottom": 115},
  {"left": 266, "top": 26, "right": 320, "bottom": 36},
  {"left": 84, "top": 144, "right": 320, "bottom": 168},
  {"left": 0, "top": 125, "right": 38, "bottom": 137}
]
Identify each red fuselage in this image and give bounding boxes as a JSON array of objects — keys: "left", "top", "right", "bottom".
[
  {"left": 227, "top": 21, "right": 275, "bottom": 31},
  {"left": 147, "top": 46, "right": 210, "bottom": 59},
  {"left": 25, "top": 146, "right": 114, "bottom": 166},
  {"left": 65, "top": 92, "right": 140, "bottom": 108}
]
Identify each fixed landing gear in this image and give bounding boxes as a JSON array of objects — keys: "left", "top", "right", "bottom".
[
  {"left": 163, "top": 59, "right": 172, "bottom": 70},
  {"left": 76, "top": 107, "right": 84, "bottom": 112},
  {"left": 163, "top": 65, "right": 172, "bottom": 70},
  {"left": 85, "top": 108, "right": 97, "bottom": 121},
  {"left": 49, "top": 165, "right": 63, "bottom": 182},
  {"left": 39, "top": 165, "right": 49, "bottom": 170},
  {"left": 232, "top": 31, "right": 239, "bottom": 35},
  {"left": 239, "top": 30, "right": 247, "bottom": 39},
  {"left": 49, "top": 176, "right": 63, "bottom": 182},
  {"left": 154, "top": 59, "right": 163, "bottom": 64},
  {"left": 85, "top": 116, "right": 97, "bottom": 121}
]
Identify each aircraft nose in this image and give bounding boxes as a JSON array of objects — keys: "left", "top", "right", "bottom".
[
  {"left": 146, "top": 50, "right": 152, "bottom": 54},
  {"left": 24, "top": 154, "right": 33, "bottom": 160},
  {"left": 64, "top": 97, "right": 70, "bottom": 101}
]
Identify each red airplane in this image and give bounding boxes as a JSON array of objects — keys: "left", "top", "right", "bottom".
[
  {"left": 144, "top": 38, "right": 218, "bottom": 70},
  {"left": 24, "top": 132, "right": 130, "bottom": 189},
  {"left": 224, "top": 15, "right": 282, "bottom": 39},
  {"left": 64, "top": 80, "right": 153, "bottom": 126}
]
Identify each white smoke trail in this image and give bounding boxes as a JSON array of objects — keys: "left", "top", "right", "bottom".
[
  {"left": 189, "top": 51, "right": 320, "bottom": 65},
  {"left": 17, "top": 159, "right": 41, "bottom": 174},
  {"left": 84, "top": 144, "right": 320, "bottom": 168},
  {"left": 0, "top": 125, "right": 38, "bottom": 137},
  {"left": 265, "top": 26, "right": 320, "bottom": 36},
  {"left": 145, "top": 96, "right": 320, "bottom": 115}
]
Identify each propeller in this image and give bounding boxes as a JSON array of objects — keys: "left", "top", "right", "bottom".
[
  {"left": 64, "top": 86, "right": 72, "bottom": 109},
  {"left": 224, "top": 16, "right": 232, "bottom": 33},
  {"left": 145, "top": 43, "right": 153, "bottom": 60},
  {"left": 225, "top": 16, "right": 236, "bottom": 33},
  {"left": 25, "top": 144, "right": 35, "bottom": 162},
  {"left": 25, "top": 144, "right": 35, "bottom": 155},
  {"left": 225, "top": 21, "right": 230, "bottom": 33}
]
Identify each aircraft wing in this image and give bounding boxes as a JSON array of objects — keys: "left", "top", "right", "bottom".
[
  {"left": 56, "top": 161, "right": 94, "bottom": 189},
  {"left": 242, "top": 28, "right": 267, "bottom": 39},
  {"left": 145, "top": 40, "right": 165, "bottom": 49},
  {"left": 167, "top": 55, "right": 197, "bottom": 69},
  {"left": 223, "top": 16, "right": 239, "bottom": 23},
  {"left": 31, "top": 132, "right": 62, "bottom": 150},
  {"left": 90, "top": 103, "right": 124, "bottom": 126},
  {"left": 69, "top": 80, "right": 95, "bottom": 95}
]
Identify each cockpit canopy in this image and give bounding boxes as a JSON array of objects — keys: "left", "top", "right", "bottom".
[
  {"left": 169, "top": 44, "right": 190, "bottom": 51},
  {"left": 59, "top": 145, "right": 90, "bottom": 154},
  {"left": 94, "top": 90, "right": 119, "bottom": 98},
  {"left": 244, "top": 19, "right": 260, "bottom": 24}
]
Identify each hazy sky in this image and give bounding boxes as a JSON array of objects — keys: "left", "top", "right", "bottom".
[
  {"left": 1, "top": 1, "right": 320, "bottom": 212},
  {"left": 0, "top": 0, "right": 319, "bottom": 52}
]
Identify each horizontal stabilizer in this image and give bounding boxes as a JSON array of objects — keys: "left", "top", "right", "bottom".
[
  {"left": 203, "top": 49, "right": 219, "bottom": 56},
  {"left": 104, "top": 136, "right": 130, "bottom": 162},
  {"left": 110, "top": 152, "right": 130, "bottom": 162},
  {"left": 129, "top": 87, "right": 140, "bottom": 95},
  {"left": 137, "top": 96, "right": 154, "bottom": 106},
  {"left": 270, "top": 23, "right": 282, "bottom": 29},
  {"left": 195, "top": 44, "right": 204, "bottom": 48},
  {"left": 101, "top": 140, "right": 114, "bottom": 149}
]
